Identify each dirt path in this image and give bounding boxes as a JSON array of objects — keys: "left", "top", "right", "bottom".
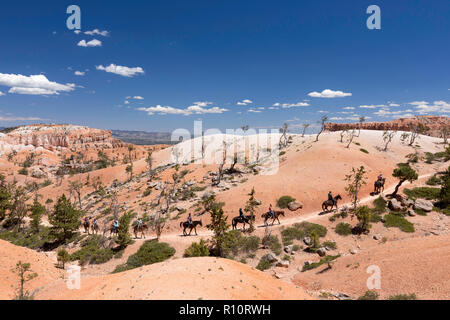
[{"left": 126, "top": 172, "right": 437, "bottom": 245}]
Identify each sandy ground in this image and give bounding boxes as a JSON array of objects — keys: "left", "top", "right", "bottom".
[{"left": 36, "top": 257, "right": 311, "bottom": 300}]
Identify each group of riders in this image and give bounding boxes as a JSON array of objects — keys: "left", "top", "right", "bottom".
[{"left": 83, "top": 173, "right": 386, "bottom": 235}]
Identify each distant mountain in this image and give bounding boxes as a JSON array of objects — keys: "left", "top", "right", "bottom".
[{"left": 111, "top": 130, "right": 174, "bottom": 145}]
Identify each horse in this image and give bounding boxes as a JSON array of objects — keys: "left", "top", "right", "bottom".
[
  {"left": 91, "top": 222, "right": 100, "bottom": 235},
  {"left": 322, "top": 194, "right": 342, "bottom": 212},
  {"left": 108, "top": 224, "right": 119, "bottom": 237},
  {"left": 82, "top": 220, "right": 90, "bottom": 234},
  {"left": 374, "top": 178, "right": 386, "bottom": 194},
  {"left": 231, "top": 215, "right": 255, "bottom": 230},
  {"left": 133, "top": 223, "right": 149, "bottom": 239},
  {"left": 180, "top": 220, "right": 203, "bottom": 236},
  {"left": 261, "top": 210, "right": 285, "bottom": 226}
]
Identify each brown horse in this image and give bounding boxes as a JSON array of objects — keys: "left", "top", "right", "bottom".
[
  {"left": 374, "top": 178, "right": 386, "bottom": 194},
  {"left": 91, "top": 222, "right": 99, "bottom": 235},
  {"left": 322, "top": 195, "right": 342, "bottom": 212},
  {"left": 133, "top": 223, "right": 149, "bottom": 239},
  {"left": 180, "top": 220, "right": 202, "bottom": 236},
  {"left": 232, "top": 215, "right": 255, "bottom": 230},
  {"left": 261, "top": 211, "right": 284, "bottom": 226}
]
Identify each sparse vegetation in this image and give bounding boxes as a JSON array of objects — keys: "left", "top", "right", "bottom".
[
  {"left": 403, "top": 187, "right": 440, "bottom": 200},
  {"left": 335, "top": 222, "right": 352, "bottom": 236},
  {"left": 384, "top": 213, "right": 415, "bottom": 233},
  {"left": 358, "top": 290, "right": 379, "bottom": 300},
  {"left": 276, "top": 195, "right": 296, "bottom": 209},
  {"left": 113, "top": 240, "right": 175, "bottom": 273},
  {"left": 302, "top": 255, "right": 340, "bottom": 272},
  {"left": 184, "top": 239, "right": 210, "bottom": 257},
  {"left": 388, "top": 293, "right": 417, "bottom": 300}
]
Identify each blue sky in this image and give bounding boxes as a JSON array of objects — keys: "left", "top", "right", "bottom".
[{"left": 0, "top": 0, "right": 448, "bottom": 133}]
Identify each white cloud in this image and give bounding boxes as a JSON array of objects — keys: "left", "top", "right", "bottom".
[
  {"left": 193, "top": 101, "right": 212, "bottom": 107},
  {"left": 138, "top": 102, "right": 228, "bottom": 116},
  {"left": 411, "top": 101, "right": 450, "bottom": 114},
  {"left": 0, "top": 73, "right": 75, "bottom": 95},
  {"left": 273, "top": 101, "right": 310, "bottom": 108},
  {"left": 248, "top": 109, "right": 262, "bottom": 113},
  {"left": 0, "top": 91, "right": 4, "bottom": 96},
  {"left": 74, "top": 30, "right": 81, "bottom": 35},
  {"left": 343, "top": 106, "right": 355, "bottom": 110},
  {"left": 133, "top": 96, "right": 144, "bottom": 100},
  {"left": 84, "top": 29, "right": 109, "bottom": 37},
  {"left": 96, "top": 64, "right": 144, "bottom": 77},
  {"left": 237, "top": 99, "right": 253, "bottom": 106},
  {"left": 359, "top": 105, "right": 378, "bottom": 109},
  {"left": 77, "top": 39, "right": 102, "bottom": 47},
  {"left": 74, "top": 71, "right": 85, "bottom": 76},
  {"left": 389, "top": 103, "right": 400, "bottom": 107},
  {"left": 308, "top": 89, "right": 352, "bottom": 98},
  {"left": 124, "top": 100, "right": 130, "bottom": 105},
  {"left": 0, "top": 116, "right": 47, "bottom": 121}
]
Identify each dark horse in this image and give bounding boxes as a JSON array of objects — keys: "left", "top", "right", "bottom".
[
  {"left": 133, "top": 223, "right": 149, "bottom": 239},
  {"left": 261, "top": 210, "right": 285, "bottom": 226},
  {"left": 82, "top": 220, "right": 90, "bottom": 234},
  {"left": 232, "top": 215, "right": 255, "bottom": 230},
  {"left": 108, "top": 224, "right": 119, "bottom": 237},
  {"left": 322, "top": 195, "right": 342, "bottom": 212},
  {"left": 374, "top": 178, "right": 386, "bottom": 194},
  {"left": 180, "top": 220, "right": 202, "bottom": 236}
]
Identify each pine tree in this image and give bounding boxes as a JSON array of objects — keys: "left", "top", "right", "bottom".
[
  {"left": 116, "top": 213, "right": 132, "bottom": 248},
  {"left": 390, "top": 163, "right": 418, "bottom": 197},
  {"left": 49, "top": 194, "right": 82, "bottom": 243},
  {"left": 57, "top": 249, "right": 71, "bottom": 269},
  {"left": 206, "top": 207, "right": 230, "bottom": 257},
  {"left": 29, "top": 199, "right": 45, "bottom": 234}
]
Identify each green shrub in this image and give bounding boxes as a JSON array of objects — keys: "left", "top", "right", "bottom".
[
  {"left": 403, "top": 187, "right": 440, "bottom": 200},
  {"left": 426, "top": 175, "right": 441, "bottom": 186},
  {"left": 358, "top": 290, "right": 379, "bottom": 300},
  {"left": 70, "top": 235, "right": 115, "bottom": 265},
  {"left": 268, "top": 235, "right": 282, "bottom": 255},
  {"left": 184, "top": 239, "right": 210, "bottom": 257},
  {"left": 322, "top": 240, "right": 337, "bottom": 250},
  {"left": 279, "top": 151, "right": 286, "bottom": 156},
  {"left": 240, "top": 236, "right": 260, "bottom": 253},
  {"left": 302, "top": 255, "right": 340, "bottom": 272},
  {"left": 335, "top": 222, "right": 352, "bottom": 236},
  {"left": 142, "top": 187, "right": 152, "bottom": 197},
  {"left": 414, "top": 208, "right": 427, "bottom": 216},
  {"left": 281, "top": 227, "right": 304, "bottom": 246},
  {"left": 360, "top": 148, "right": 369, "bottom": 154},
  {"left": 114, "top": 240, "right": 175, "bottom": 273},
  {"left": 256, "top": 256, "right": 273, "bottom": 271},
  {"left": 372, "top": 196, "right": 387, "bottom": 214},
  {"left": 276, "top": 196, "right": 296, "bottom": 209},
  {"left": 384, "top": 214, "right": 415, "bottom": 233},
  {"left": 295, "top": 222, "right": 327, "bottom": 237},
  {"left": 388, "top": 293, "right": 417, "bottom": 300},
  {"left": 18, "top": 168, "right": 28, "bottom": 176}
]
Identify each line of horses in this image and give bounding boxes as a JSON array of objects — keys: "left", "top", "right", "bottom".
[{"left": 80, "top": 178, "right": 386, "bottom": 238}]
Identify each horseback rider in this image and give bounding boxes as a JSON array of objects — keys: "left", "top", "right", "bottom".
[
  {"left": 239, "top": 208, "right": 245, "bottom": 219},
  {"left": 187, "top": 213, "right": 193, "bottom": 227},
  {"left": 113, "top": 219, "right": 119, "bottom": 231},
  {"left": 137, "top": 217, "right": 143, "bottom": 230},
  {"left": 93, "top": 218, "right": 98, "bottom": 228},
  {"left": 377, "top": 173, "right": 383, "bottom": 181},
  {"left": 268, "top": 204, "right": 274, "bottom": 219},
  {"left": 328, "top": 191, "right": 335, "bottom": 206},
  {"left": 84, "top": 216, "right": 89, "bottom": 225}
]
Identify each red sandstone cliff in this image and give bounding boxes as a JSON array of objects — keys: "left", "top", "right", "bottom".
[{"left": 324, "top": 116, "right": 449, "bottom": 137}]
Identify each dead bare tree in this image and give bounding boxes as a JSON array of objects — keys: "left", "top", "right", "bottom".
[
  {"left": 279, "top": 123, "right": 289, "bottom": 149},
  {"left": 382, "top": 130, "right": 396, "bottom": 151},
  {"left": 301, "top": 124, "right": 310, "bottom": 137},
  {"left": 346, "top": 129, "right": 357, "bottom": 148},
  {"left": 316, "top": 115, "right": 328, "bottom": 142}
]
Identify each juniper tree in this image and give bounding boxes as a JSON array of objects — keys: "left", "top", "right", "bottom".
[
  {"left": 206, "top": 206, "right": 230, "bottom": 257},
  {"left": 389, "top": 163, "right": 418, "bottom": 197}
]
